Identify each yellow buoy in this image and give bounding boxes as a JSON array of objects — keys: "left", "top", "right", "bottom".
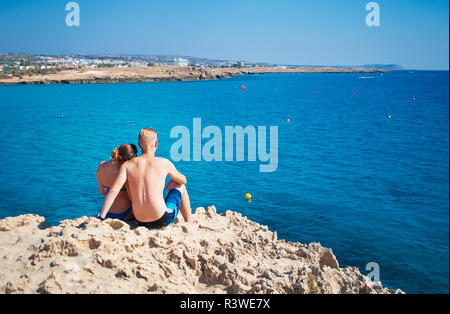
[
  {"left": 245, "top": 193, "right": 252, "bottom": 200},
  {"left": 388, "top": 115, "right": 392, "bottom": 119}
]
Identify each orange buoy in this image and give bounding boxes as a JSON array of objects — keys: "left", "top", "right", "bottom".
[{"left": 241, "top": 85, "right": 247, "bottom": 90}]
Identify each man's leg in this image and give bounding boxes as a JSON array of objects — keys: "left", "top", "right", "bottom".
[
  {"left": 169, "top": 183, "right": 194, "bottom": 223},
  {"left": 175, "top": 184, "right": 192, "bottom": 223}
]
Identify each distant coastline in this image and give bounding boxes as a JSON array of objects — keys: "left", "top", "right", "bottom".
[{"left": 0, "top": 66, "right": 389, "bottom": 85}]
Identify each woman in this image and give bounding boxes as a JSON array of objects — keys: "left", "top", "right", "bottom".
[{"left": 95, "top": 144, "right": 137, "bottom": 221}]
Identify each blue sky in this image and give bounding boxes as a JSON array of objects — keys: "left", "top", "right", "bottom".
[{"left": 0, "top": 0, "right": 448, "bottom": 69}]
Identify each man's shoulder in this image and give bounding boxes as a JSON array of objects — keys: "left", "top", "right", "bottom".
[
  {"left": 155, "top": 156, "right": 170, "bottom": 162},
  {"left": 125, "top": 156, "right": 167, "bottom": 165},
  {"left": 154, "top": 157, "right": 172, "bottom": 166},
  {"left": 123, "top": 158, "right": 139, "bottom": 167}
]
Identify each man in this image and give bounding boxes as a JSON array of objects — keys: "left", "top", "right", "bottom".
[{"left": 96, "top": 128, "right": 196, "bottom": 228}]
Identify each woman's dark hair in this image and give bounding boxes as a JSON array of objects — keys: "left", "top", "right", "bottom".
[{"left": 111, "top": 144, "right": 137, "bottom": 163}]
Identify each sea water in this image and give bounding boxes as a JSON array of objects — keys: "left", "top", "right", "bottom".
[{"left": 0, "top": 71, "right": 448, "bottom": 293}]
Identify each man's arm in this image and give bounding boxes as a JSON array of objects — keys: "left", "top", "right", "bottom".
[
  {"left": 167, "top": 160, "right": 187, "bottom": 186},
  {"left": 98, "top": 163, "right": 127, "bottom": 219}
]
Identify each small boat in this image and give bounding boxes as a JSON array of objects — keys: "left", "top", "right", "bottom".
[{"left": 241, "top": 84, "right": 247, "bottom": 90}]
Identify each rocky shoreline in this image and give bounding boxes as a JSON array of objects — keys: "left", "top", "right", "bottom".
[
  {"left": 0, "top": 207, "right": 403, "bottom": 294},
  {"left": 0, "top": 66, "right": 388, "bottom": 85}
]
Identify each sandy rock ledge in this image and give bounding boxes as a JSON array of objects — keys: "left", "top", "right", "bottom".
[{"left": 0, "top": 207, "right": 403, "bottom": 294}]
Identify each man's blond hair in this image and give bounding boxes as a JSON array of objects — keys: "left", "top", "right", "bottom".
[{"left": 139, "top": 128, "right": 157, "bottom": 146}]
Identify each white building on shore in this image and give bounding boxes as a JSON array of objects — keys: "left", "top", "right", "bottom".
[{"left": 170, "top": 58, "right": 189, "bottom": 66}]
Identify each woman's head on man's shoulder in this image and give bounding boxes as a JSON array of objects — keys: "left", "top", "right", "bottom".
[{"left": 111, "top": 144, "right": 138, "bottom": 163}]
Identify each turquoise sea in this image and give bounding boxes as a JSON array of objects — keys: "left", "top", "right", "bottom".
[{"left": 0, "top": 71, "right": 448, "bottom": 293}]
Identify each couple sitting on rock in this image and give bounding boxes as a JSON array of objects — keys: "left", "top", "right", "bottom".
[{"left": 91, "top": 128, "right": 197, "bottom": 229}]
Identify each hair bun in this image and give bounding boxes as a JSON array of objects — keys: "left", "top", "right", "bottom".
[{"left": 111, "top": 148, "right": 121, "bottom": 162}]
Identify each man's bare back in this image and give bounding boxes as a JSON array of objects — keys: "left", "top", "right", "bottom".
[{"left": 125, "top": 155, "right": 184, "bottom": 222}]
